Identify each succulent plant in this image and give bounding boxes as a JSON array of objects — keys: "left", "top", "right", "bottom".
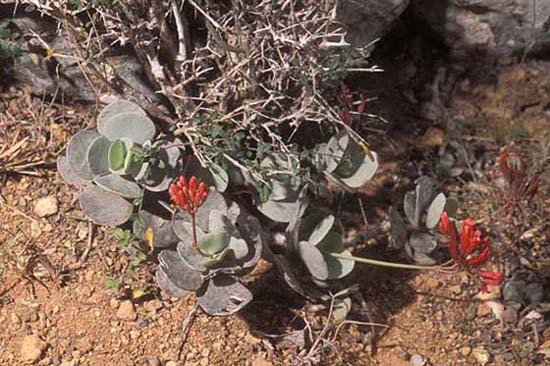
[
  {"left": 389, "top": 176, "right": 457, "bottom": 265},
  {"left": 315, "top": 130, "right": 379, "bottom": 191},
  {"left": 290, "top": 211, "right": 355, "bottom": 282},
  {"left": 57, "top": 100, "right": 182, "bottom": 226},
  {"left": 155, "top": 184, "right": 263, "bottom": 316}
]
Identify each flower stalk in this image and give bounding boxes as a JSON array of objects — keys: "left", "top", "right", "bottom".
[{"left": 169, "top": 175, "right": 209, "bottom": 250}]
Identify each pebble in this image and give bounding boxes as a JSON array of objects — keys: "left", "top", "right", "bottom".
[
  {"left": 34, "top": 196, "right": 58, "bottom": 218},
  {"left": 147, "top": 358, "right": 162, "bottom": 366},
  {"left": 129, "top": 330, "right": 140, "bottom": 340},
  {"left": 461, "top": 346, "right": 472, "bottom": 356},
  {"left": 11, "top": 312, "right": 21, "bottom": 325},
  {"left": 252, "top": 357, "right": 273, "bottom": 366},
  {"left": 410, "top": 354, "right": 427, "bottom": 366},
  {"left": 116, "top": 301, "right": 137, "bottom": 321},
  {"left": 472, "top": 347, "right": 491, "bottom": 365},
  {"left": 165, "top": 361, "right": 178, "bottom": 366},
  {"left": 20, "top": 334, "right": 47, "bottom": 364},
  {"left": 477, "top": 303, "right": 491, "bottom": 317},
  {"left": 144, "top": 299, "right": 163, "bottom": 313}
]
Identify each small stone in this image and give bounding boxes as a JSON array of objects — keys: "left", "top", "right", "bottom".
[
  {"left": 129, "top": 330, "right": 140, "bottom": 339},
  {"left": 109, "top": 298, "right": 120, "bottom": 309},
  {"left": 165, "top": 361, "right": 178, "bottom": 366},
  {"left": 424, "top": 277, "right": 439, "bottom": 290},
  {"left": 144, "top": 299, "right": 163, "bottom": 313},
  {"left": 147, "top": 358, "right": 162, "bottom": 366},
  {"left": 244, "top": 333, "right": 262, "bottom": 346},
  {"left": 20, "top": 334, "right": 47, "bottom": 364},
  {"left": 449, "top": 285, "right": 462, "bottom": 295},
  {"left": 116, "top": 301, "right": 137, "bottom": 321},
  {"left": 477, "top": 303, "right": 491, "bottom": 317},
  {"left": 525, "top": 310, "right": 542, "bottom": 320},
  {"left": 472, "top": 347, "right": 491, "bottom": 365},
  {"left": 461, "top": 346, "right": 472, "bottom": 356},
  {"left": 34, "top": 196, "right": 58, "bottom": 218},
  {"left": 11, "top": 312, "right": 21, "bottom": 325},
  {"left": 252, "top": 357, "right": 273, "bottom": 366},
  {"left": 420, "top": 127, "right": 445, "bottom": 147},
  {"left": 410, "top": 354, "right": 427, "bottom": 366}
]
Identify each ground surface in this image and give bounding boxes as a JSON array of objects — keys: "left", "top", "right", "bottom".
[{"left": 1, "top": 60, "right": 549, "bottom": 366}]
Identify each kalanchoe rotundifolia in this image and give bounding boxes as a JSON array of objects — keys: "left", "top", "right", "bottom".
[{"left": 169, "top": 175, "right": 209, "bottom": 251}]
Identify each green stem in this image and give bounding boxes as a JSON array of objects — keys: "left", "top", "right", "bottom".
[{"left": 328, "top": 252, "right": 441, "bottom": 271}]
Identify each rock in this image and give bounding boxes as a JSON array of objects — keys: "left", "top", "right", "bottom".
[
  {"left": 461, "top": 346, "right": 471, "bottom": 356},
  {"left": 116, "top": 301, "right": 137, "bottom": 321},
  {"left": 147, "top": 358, "right": 162, "bottom": 366},
  {"left": 165, "top": 361, "right": 178, "bottom": 366},
  {"left": 252, "top": 357, "right": 273, "bottom": 366},
  {"left": 414, "top": 0, "right": 550, "bottom": 61},
  {"left": 524, "top": 310, "right": 542, "bottom": 320},
  {"left": 472, "top": 347, "right": 491, "bottom": 365},
  {"left": 410, "top": 354, "right": 427, "bottom": 366},
  {"left": 420, "top": 127, "right": 445, "bottom": 147},
  {"left": 34, "top": 196, "right": 58, "bottom": 218},
  {"left": 20, "top": 334, "right": 47, "bottom": 364},
  {"left": 144, "top": 299, "right": 163, "bottom": 313},
  {"left": 476, "top": 302, "right": 491, "bottom": 317},
  {"left": 336, "top": 0, "right": 410, "bottom": 47}
]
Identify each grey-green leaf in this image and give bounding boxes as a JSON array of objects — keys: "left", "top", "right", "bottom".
[
  {"left": 298, "top": 241, "right": 329, "bottom": 280},
  {"left": 414, "top": 176, "right": 434, "bottom": 226},
  {"left": 67, "top": 130, "right": 99, "bottom": 180},
  {"left": 86, "top": 136, "right": 110, "bottom": 175},
  {"left": 426, "top": 193, "right": 446, "bottom": 229},
  {"left": 325, "top": 131, "right": 349, "bottom": 173},
  {"left": 57, "top": 156, "right": 86, "bottom": 187},
  {"left": 309, "top": 216, "right": 336, "bottom": 247},
  {"left": 93, "top": 174, "right": 143, "bottom": 199},
  {"left": 409, "top": 232, "right": 437, "bottom": 254},
  {"left": 79, "top": 185, "right": 133, "bottom": 227},
  {"left": 444, "top": 196, "right": 459, "bottom": 217},
  {"left": 156, "top": 267, "right": 191, "bottom": 298},
  {"left": 403, "top": 191, "right": 416, "bottom": 226},
  {"left": 389, "top": 206, "right": 407, "bottom": 249},
  {"left": 97, "top": 100, "right": 147, "bottom": 135},
  {"left": 197, "top": 275, "right": 253, "bottom": 316},
  {"left": 133, "top": 210, "right": 178, "bottom": 248},
  {"left": 101, "top": 112, "right": 156, "bottom": 144},
  {"left": 339, "top": 151, "right": 379, "bottom": 189},
  {"left": 158, "top": 249, "right": 203, "bottom": 291}
]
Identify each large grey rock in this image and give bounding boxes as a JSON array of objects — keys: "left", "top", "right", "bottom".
[
  {"left": 413, "top": 0, "right": 550, "bottom": 60},
  {"left": 337, "top": 0, "right": 410, "bottom": 47}
]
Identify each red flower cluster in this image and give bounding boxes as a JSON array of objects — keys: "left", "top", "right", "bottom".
[
  {"left": 169, "top": 176, "right": 208, "bottom": 214},
  {"left": 497, "top": 150, "right": 540, "bottom": 213},
  {"left": 439, "top": 212, "right": 503, "bottom": 291}
]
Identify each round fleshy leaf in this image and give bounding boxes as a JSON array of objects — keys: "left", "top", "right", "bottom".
[
  {"left": 199, "top": 231, "right": 230, "bottom": 256},
  {"left": 444, "top": 196, "right": 459, "bottom": 217},
  {"left": 57, "top": 155, "right": 86, "bottom": 187},
  {"left": 133, "top": 210, "right": 178, "bottom": 249},
  {"left": 79, "top": 185, "right": 133, "bottom": 227},
  {"left": 414, "top": 176, "right": 434, "bottom": 225},
  {"left": 97, "top": 100, "right": 147, "bottom": 135},
  {"left": 156, "top": 267, "right": 191, "bottom": 298},
  {"left": 197, "top": 275, "right": 253, "bottom": 316},
  {"left": 324, "top": 249, "right": 355, "bottom": 280},
  {"left": 389, "top": 205, "right": 408, "bottom": 249},
  {"left": 409, "top": 232, "right": 437, "bottom": 254},
  {"left": 258, "top": 198, "right": 302, "bottom": 223},
  {"left": 332, "top": 297, "right": 352, "bottom": 324},
  {"left": 403, "top": 191, "right": 417, "bottom": 227},
  {"left": 325, "top": 131, "right": 349, "bottom": 173},
  {"left": 340, "top": 151, "right": 379, "bottom": 188},
  {"left": 101, "top": 111, "right": 156, "bottom": 144},
  {"left": 158, "top": 250, "right": 204, "bottom": 291},
  {"left": 93, "top": 174, "right": 143, "bottom": 199},
  {"left": 308, "top": 215, "right": 336, "bottom": 246},
  {"left": 86, "top": 136, "right": 110, "bottom": 175},
  {"left": 144, "top": 142, "right": 181, "bottom": 192},
  {"left": 426, "top": 193, "right": 446, "bottom": 229},
  {"left": 316, "top": 231, "right": 344, "bottom": 253},
  {"left": 208, "top": 163, "right": 229, "bottom": 193},
  {"left": 67, "top": 130, "right": 99, "bottom": 180},
  {"left": 108, "top": 139, "right": 128, "bottom": 174},
  {"left": 298, "top": 241, "right": 329, "bottom": 280}
]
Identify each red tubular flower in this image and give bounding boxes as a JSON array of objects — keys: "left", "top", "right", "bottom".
[
  {"left": 169, "top": 175, "right": 209, "bottom": 214},
  {"left": 439, "top": 212, "right": 504, "bottom": 291},
  {"left": 439, "top": 212, "right": 491, "bottom": 268}
]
